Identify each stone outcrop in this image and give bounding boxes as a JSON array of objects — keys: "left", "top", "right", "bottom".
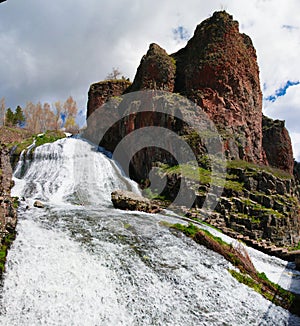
[
  {"left": 87, "top": 80, "right": 131, "bottom": 118},
  {"left": 111, "top": 190, "right": 161, "bottom": 213},
  {"left": 86, "top": 11, "right": 299, "bottom": 250},
  {"left": 173, "top": 11, "right": 263, "bottom": 163},
  {"left": 262, "top": 115, "right": 294, "bottom": 174},
  {"left": 0, "top": 143, "right": 17, "bottom": 275},
  {"left": 127, "top": 43, "right": 176, "bottom": 92},
  {"left": 154, "top": 164, "right": 300, "bottom": 247},
  {"left": 86, "top": 11, "right": 294, "bottom": 178}
]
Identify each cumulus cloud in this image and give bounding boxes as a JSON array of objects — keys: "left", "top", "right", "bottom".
[{"left": 0, "top": 0, "right": 299, "bottom": 153}]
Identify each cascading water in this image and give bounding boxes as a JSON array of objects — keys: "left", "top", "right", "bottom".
[{"left": 0, "top": 137, "right": 299, "bottom": 325}]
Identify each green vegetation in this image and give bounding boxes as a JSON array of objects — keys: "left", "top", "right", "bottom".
[
  {"left": 34, "top": 130, "right": 66, "bottom": 148},
  {"left": 239, "top": 198, "right": 284, "bottom": 219},
  {"left": 229, "top": 269, "right": 272, "bottom": 299},
  {"left": 142, "top": 188, "right": 169, "bottom": 202},
  {"left": 5, "top": 106, "right": 25, "bottom": 127},
  {"left": 172, "top": 223, "right": 199, "bottom": 237},
  {"left": 229, "top": 269, "right": 299, "bottom": 312},
  {"left": 12, "top": 196, "right": 19, "bottom": 209},
  {"left": 10, "top": 130, "right": 66, "bottom": 168},
  {"left": 289, "top": 241, "right": 300, "bottom": 251},
  {"left": 228, "top": 159, "right": 292, "bottom": 180},
  {"left": 161, "top": 163, "right": 244, "bottom": 192},
  {"left": 0, "top": 232, "right": 16, "bottom": 274}
]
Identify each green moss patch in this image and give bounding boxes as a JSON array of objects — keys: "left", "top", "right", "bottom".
[
  {"left": 0, "top": 232, "right": 17, "bottom": 275},
  {"left": 228, "top": 160, "right": 292, "bottom": 180},
  {"left": 34, "top": 130, "right": 66, "bottom": 148},
  {"left": 161, "top": 163, "right": 244, "bottom": 192}
]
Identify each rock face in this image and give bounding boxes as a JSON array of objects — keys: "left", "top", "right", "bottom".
[
  {"left": 127, "top": 43, "right": 176, "bottom": 92},
  {"left": 87, "top": 80, "right": 131, "bottom": 118},
  {"left": 154, "top": 164, "right": 300, "bottom": 247},
  {"left": 86, "top": 10, "right": 299, "bottom": 249},
  {"left": 111, "top": 190, "right": 161, "bottom": 214},
  {"left": 0, "top": 143, "right": 17, "bottom": 274},
  {"left": 86, "top": 11, "right": 294, "bottom": 176},
  {"left": 262, "top": 115, "right": 294, "bottom": 174},
  {"left": 173, "top": 11, "right": 263, "bottom": 163}
]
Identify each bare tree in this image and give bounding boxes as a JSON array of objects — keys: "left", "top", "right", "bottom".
[
  {"left": 24, "top": 102, "right": 40, "bottom": 133},
  {"left": 24, "top": 101, "right": 56, "bottom": 133},
  {"left": 54, "top": 101, "right": 63, "bottom": 130},
  {"left": 43, "top": 102, "right": 56, "bottom": 131},
  {"left": 63, "top": 96, "right": 79, "bottom": 132},
  {"left": 0, "top": 97, "right": 6, "bottom": 126},
  {"left": 105, "top": 67, "right": 123, "bottom": 80}
]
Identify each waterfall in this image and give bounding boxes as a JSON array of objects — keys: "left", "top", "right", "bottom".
[{"left": 1, "top": 137, "right": 299, "bottom": 326}]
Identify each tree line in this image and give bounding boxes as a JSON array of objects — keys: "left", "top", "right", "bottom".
[{"left": 0, "top": 96, "right": 79, "bottom": 133}]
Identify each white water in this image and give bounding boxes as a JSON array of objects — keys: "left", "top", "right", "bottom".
[{"left": 1, "top": 138, "right": 300, "bottom": 325}]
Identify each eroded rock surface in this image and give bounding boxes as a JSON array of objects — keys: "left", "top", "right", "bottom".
[{"left": 111, "top": 190, "right": 161, "bottom": 214}]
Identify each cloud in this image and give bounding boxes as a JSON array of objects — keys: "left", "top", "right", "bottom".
[{"left": 0, "top": 0, "right": 300, "bottom": 158}]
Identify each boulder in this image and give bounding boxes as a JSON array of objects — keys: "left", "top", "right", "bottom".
[
  {"left": 111, "top": 190, "right": 161, "bottom": 214},
  {"left": 33, "top": 200, "right": 44, "bottom": 208}
]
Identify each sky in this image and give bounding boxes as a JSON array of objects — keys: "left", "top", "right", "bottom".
[{"left": 0, "top": 0, "right": 300, "bottom": 159}]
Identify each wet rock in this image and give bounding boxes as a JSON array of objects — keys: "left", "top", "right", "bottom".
[
  {"left": 34, "top": 200, "right": 44, "bottom": 208},
  {"left": 111, "top": 190, "right": 161, "bottom": 214}
]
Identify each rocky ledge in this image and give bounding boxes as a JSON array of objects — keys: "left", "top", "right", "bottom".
[
  {"left": 0, "top": 143, "right": 18, "bottom": 275},
  {"left": 111, "top": 190, "right": 161, "bottom": 214}
]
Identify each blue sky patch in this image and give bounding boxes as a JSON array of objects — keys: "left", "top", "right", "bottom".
[
  {"left": 172, "top": 26, "right": 190, "bottom": 42},
  {"left": 265, "top": 80, "right": 300, "bottom": 102}
]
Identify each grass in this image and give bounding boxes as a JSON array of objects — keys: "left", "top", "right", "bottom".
[
  {"left": 229, "top": 269, "right": 299, "bottom": 313},
  {"left": 227, "top": 159, "right": 292, "bottom": 180},
  {"left": 239, "top": 198, "right": 284, "bottom": 219},
  {"left": 12, "top": 196, "right": 19, "bottom": 209},
  {"left": 289, "top": 241, "right": 300, "bottom": 251},
  {"left": 161, "top": 163, "right": 244, "bottom": 192},
  {"left": 34, "top": 130, "right": 65, "bottom": 148},
  {"left": 10, "top": 130, "right": 66, "bottom": 168}
]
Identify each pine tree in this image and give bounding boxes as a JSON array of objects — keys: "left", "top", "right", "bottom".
[
  {"left": 14, "top": 106, "right": 25, "bottom": 127},
  {"left": 5, "top": 108, "right": 15, "bottom": 126}
]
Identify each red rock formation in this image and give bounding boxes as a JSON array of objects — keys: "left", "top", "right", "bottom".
[
  {"left": 87, "top": 80, "right": 131, "bottom": 117},
  {"left": 86, "top": 10, "right": 294, "bottom": 178},
  {"left": 173, "top": 11, "right": 263, "bottom": 163},
  {"left": 127, "top": 43, "right": 176, "bottom": 92},
  {"left": 262, "top": 115, "right": 294, "bottom": 174}
]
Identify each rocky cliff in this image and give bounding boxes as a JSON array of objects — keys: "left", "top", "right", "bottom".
[
  {"left": 85, "top": 11, "right": 299, "bottom": 247},
  {"left": 0, "top": 143, "right": 17, "bottom": 274},
  {"left": 87, "top": 79, "right": 131, "bottom": 117},
  {"left": 86, "top": 11, "right": 293, "bottom": 174},
  {"left": 172, "top": 11, "right": 263, "bottom": 163},
  {"left": 262, "top": 115, "right": 294, "bottom": 174}
]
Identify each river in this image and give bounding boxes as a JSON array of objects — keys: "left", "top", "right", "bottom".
[{"left": 0, "top": 137, "right": 299, "bottom": 325}]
